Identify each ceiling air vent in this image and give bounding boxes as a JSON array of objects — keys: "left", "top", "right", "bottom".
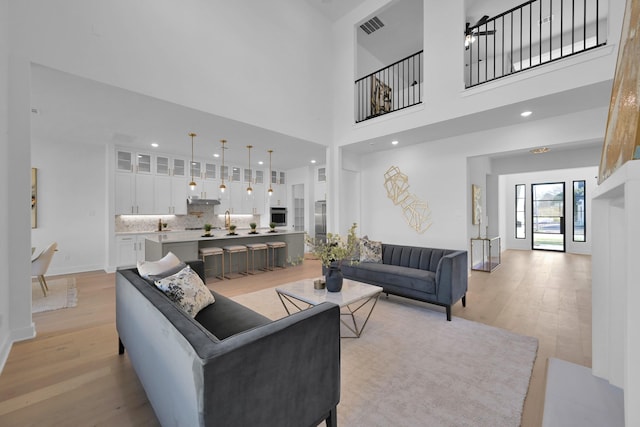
[{"left": 360, "top": 16, "right": 384, "bottom": 35}]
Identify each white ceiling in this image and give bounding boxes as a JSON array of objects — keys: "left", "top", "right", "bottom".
[
  {"left": 30, "top": 65, "right": 328, "bottom": 171},
  {"left": 305, "top": 0, "right": 368, "bottom": 22},
  {"left": 29, "top": 1, "right": 610, "bottom": 172}
]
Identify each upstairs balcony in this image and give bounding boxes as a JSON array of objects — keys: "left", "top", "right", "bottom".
[
  {"left": 465, "top": 0, "right": 607, "bottom": 88},
  {"left": 354, "top": 0, "right": 608, "bottom": 124}
]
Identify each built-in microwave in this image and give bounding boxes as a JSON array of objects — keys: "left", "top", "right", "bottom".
[{"left": 270, "top": 207, "right": 287, "bottom": 226}]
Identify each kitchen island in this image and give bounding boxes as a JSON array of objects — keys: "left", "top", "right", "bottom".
[{"left": 144, "top": 230, "right": 305, "bottom": 266}]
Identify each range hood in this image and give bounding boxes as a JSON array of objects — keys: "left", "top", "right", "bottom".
[{"left": 187, "top": 197, "right": 220, "bottom": 206}]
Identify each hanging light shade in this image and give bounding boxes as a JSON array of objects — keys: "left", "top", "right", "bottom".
[
  {"left": 188, "top": 133, "right": 197, "bottom": 190},
  {"left": 267, "top": 149, "right": 274, "bottom": 196},
  {"left": 246, "top": 145, "right": 253, "bottom": 195},
  {"left": 219, "top": 139, "right": 227, "bottom": 193}
]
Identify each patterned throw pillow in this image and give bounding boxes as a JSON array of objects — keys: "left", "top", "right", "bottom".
[
  {"left": 360, "top": 238, "right": 382, "bottom": 263},
  {"left": 154, "top": 265, "right": 215, "bottom": 317}
]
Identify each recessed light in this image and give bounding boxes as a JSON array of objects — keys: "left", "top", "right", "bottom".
[
  {"left": 391, "top": 140, "right": 399, "bottom": 145},
  {"left": 311, "top": 160, "right": 316, "bottom": 164},
  {"left": 213, "top": 153, "right": 220, "bottom": 158},
  {"left": 521, "top": 111, "right": 533, "bottom": 117},
  {"left": 530, "top": 147, "right": 550, "bottom": 154},
  {"left": 151, "top": 142, "right": 159, "bottom": 148},
  {"left": 258, "top": 161, "right": 264, "bottom": 165}
]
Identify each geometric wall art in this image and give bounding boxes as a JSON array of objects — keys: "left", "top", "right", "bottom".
[{"left": 383, "top": 165, "right": 432, "bottom": 234}]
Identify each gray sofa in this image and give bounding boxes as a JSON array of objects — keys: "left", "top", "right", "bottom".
[
  {"left": 116, "top": 260, "right": 341, "bottom": 427},
  {"left": 339, "top": 244, "right": 468, "bottom": 321}
]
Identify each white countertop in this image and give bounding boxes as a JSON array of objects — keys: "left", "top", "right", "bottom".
[{"left": 143, "top": 229, "right": 304, "bottom": 244}]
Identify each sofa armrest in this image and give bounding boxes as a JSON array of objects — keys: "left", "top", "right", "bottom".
[
  {"left": 201, "top": 302, "right": 341, "bottom": 426},
  {"left": 435, "top": 250, "right": 468, "bottom": 304}
]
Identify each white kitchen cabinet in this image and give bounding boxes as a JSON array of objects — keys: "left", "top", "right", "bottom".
[
  {"left": 155, "top": 176, "right": 188, "bottom": 214},
  {"left": 116, "top": 234, "right": 151, "bottom": 267},
  {"left": 269, "top": 184, "right": 287, "bottom": 207},
  {"left": 115, "top": 172, "right": 155, "bottom": 214}
]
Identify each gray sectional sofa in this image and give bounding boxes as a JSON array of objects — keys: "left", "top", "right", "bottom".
[
  {"left": 116, "top": 260, "right": 341, "bottom": 427},
  {"left": 339, "top": 243, "right": 468, "bottom": 321}
]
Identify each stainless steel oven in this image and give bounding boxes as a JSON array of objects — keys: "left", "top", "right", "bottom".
[{"left": 270, "top": 207, "right": 287, "bottom": 226}]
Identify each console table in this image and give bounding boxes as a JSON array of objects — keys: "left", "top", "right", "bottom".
[{"left": 470, "top": 236, "right": 501, "bottom": 272}]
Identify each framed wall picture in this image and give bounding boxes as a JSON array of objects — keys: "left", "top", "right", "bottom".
[
  {"left": 31, "top": 167, "right": 37, "bottom": 228},
  {"left": 472, "top": 184, "right": 482, "bottom": 225}
]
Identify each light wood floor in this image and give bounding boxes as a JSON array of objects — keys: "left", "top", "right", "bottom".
[{"left": 0, "top": 250, "right": 591, "bottom": 426}]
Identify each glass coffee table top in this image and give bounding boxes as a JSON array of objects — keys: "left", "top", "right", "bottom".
[{"left": 276, "top": 278, "right": 382, "bottom": 338}]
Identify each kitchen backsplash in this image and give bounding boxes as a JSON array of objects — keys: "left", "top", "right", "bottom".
[{"left": 115, "top": 204, "right": 260, "bottom": 233}]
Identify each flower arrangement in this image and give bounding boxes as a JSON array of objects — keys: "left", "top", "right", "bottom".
[{"left": 305, "top": 223, "right": 359, "bottom": 268}]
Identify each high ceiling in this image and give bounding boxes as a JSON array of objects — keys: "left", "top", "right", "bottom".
[
  {"left": 30, "top": 65, "right": 327, "bottom": 171},
  {"left": 30, "top": 0, "right": 610, "bottom": 171}
]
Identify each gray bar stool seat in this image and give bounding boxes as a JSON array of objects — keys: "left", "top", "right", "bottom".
[
  {"left": 266, "top": 241, "right": 287, "bottom": 270},
  {"left": 245, "top": 243, "right": 268, "bottom": 274},
  {"left": 199, "top": 246, "right": 224, "bottom": 280},
  {"left": 223, "top": 245, "right": 248, "bottom": 278}
]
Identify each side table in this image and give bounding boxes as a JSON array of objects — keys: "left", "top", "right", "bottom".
[{"left": 470, "top": 236, "right": 501, "bottom": 272}]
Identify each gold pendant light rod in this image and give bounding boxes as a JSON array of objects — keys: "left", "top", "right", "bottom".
[
  {"left": 188, "top": 133, "right": 197, "bottom": 190},
  {"left": 246, "top": 145, "right": 253, "bottom": 195},
  {"left": 219, "top": 139, "right": 227, "bottom": 193},
  {"left": 267, "top": 149, "right": 273, "bottom": 196}
]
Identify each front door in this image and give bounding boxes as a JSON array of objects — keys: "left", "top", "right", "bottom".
[{"left": 531, "top": 182, "right": 565, "bottom": 252}]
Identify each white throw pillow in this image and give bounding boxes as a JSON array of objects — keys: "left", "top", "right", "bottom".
[
  {"left": 154, "top": 265, "right": 215, "bottom": 317},
  {"left": 360, "top": 238, "right": 383, "bottom": 263},
  {"left": 137, "top": 252, "right": 181, "bottom": 279}
]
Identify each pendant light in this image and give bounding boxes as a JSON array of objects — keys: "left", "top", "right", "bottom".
[
  {"left": 188, "top": 133, "right": 197, "bottom": 191},
  {"left": 246, "top": 145, "right": 253, "bottom": 195},
  {"left": 219, "top": 139, "right": 227, "bottom": 193},
  {"left": 267, "top": 149, "right": 274, "bottom": 196}
]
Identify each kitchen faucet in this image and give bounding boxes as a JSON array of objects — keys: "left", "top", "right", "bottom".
[{"left": 225, "top": 210, "right": 231, "bottom": 230}]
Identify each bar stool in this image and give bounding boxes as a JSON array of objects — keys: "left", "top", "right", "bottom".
[
  {"left": 266, "top": 241, "right": 287, "bottom": 270},
  {"left": 199, "top": 247, "right": 224, "bottom": 280},
  {"left": 245, "top": 243, "right": 268, "bottom": 274},
  {"left": 223, "top": 245, "right": 248, "bottom": 278}
]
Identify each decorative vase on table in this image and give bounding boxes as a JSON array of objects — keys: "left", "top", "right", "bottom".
[{"left": 325, "top": 266, "right": 343, "bottom": 292}]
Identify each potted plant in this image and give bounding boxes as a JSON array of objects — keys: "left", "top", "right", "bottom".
[
  {"left": 203, "top": 223, "right": 212, "bottom": 236},
  {"left": 269, "top": 222, "right": 277, "bottom": 233},
  {"left": 305, "top": 223, "right": 358, "bottom": 292},
  {"left": 229, "top": 224, "right": 237, "bottom": 235},
  {"left": 249, "top": 222, "right": 258, "bottom": 234}
]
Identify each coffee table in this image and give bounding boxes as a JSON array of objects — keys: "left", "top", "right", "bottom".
[{"left": 276, "top": 278, "right": 383, "bottom": 338}]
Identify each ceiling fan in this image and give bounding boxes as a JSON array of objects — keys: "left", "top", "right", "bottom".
[{"left": 465, "top": 15, "right": 496, "bottom": 49}]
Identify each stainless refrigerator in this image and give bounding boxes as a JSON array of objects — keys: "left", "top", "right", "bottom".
[{"left": 314, "top": 200, "right": 327, "bottom": 242}]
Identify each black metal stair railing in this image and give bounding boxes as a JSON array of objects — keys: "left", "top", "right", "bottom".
[
  {"left": 465, "top": 0, "right": 607, "bottom": 88},
  {"left": 354, "top": 50, "right": 423, "bottom": 123}
]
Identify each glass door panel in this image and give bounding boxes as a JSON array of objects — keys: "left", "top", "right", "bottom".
[{"left": 532, "top": 182, "right": 565, "bottom": 251}]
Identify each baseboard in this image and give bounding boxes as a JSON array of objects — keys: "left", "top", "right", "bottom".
[
  {"left": 11, "top": 323, "right": 36, "bottom": 342},
  {"left": 0, "top": 334, "right": 12, "bottom": 373},
  {"left": 46, "top": 264, "right": 107, "bottom": 276}
]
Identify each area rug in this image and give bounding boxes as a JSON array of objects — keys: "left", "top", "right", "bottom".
[
  {"left": 31, "top": 277, "right": 77, "bottom": 313},
  {"left": 233, "top": 287, "right": 538, "bottom": 427}
]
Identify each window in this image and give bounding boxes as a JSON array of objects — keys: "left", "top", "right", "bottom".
[
  {"left": 279, "top": 171, "right": 286, "bottom": 185},
  {"left": 271, "top": 170, "right": 278, "bottom": 184},
  {"left": 231, "top": 167, "right": 241, "bottom": 182},
  {"left": 515, "top": 184, "right": 525, "bottom": 239},
  {"left": 255, "top": 170, "right": 264, "bottom": 184},
  {"left": 573, "top": 180, "right": 586, "bottom": 242},
  {"left": 205, "top": 163, "right": 216, "bottom": 179},
  {"left": 318, "top": 167, "right": 326, "bottom": 182},
  {"left": 221, "top": 165, "right": 228, "bottom": 180},
  {"left": 244, "top": 168, "right": 252, "bottom": 183},
  {"left": 190, "top": 161, "right": 201, "bottom": 178}
]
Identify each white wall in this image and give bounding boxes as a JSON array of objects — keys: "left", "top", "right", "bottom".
[
  {"left": 0, "top": 0, "right": 11, "bottom": 367},
  {"left": 332, "top": 0, "right": 624, "bottom": 147},
  {"left": 354, "top": 106, "right": 608, "bottom": 253},
  {"left": 11, "top": 0, "right": 333, "bottom": 145},
  {"left": 31, "top": 139, "right": 107, "bottom": 274},
  {"left": 501, "top": 167, "right": 598, "bottom": 254}
]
